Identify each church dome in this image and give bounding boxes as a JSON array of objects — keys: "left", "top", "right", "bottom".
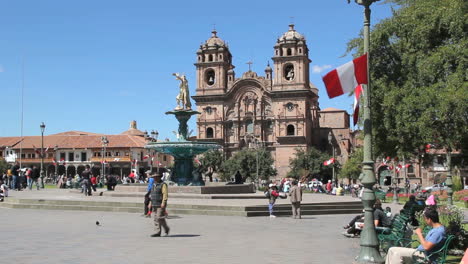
[
  {"left": 205, "top": 30, "right": 226, "bottom": 47},
  {"left": 278, "top": 24, "right": 305, "bottom": 42}
]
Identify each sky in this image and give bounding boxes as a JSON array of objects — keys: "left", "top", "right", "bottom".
[{"left": 0, "top": 0, "right": 396, "bottom": 140}]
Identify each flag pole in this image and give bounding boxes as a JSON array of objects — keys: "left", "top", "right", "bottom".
[{"left": 348, "top": 0, "right": 384, "bottom": 263}]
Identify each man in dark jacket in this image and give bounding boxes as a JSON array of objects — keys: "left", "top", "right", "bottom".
[
  {"left": 150, "top": 173, "right": 170, "bottom": 237},
  {"left": 30, "top": 166, "right": 41, "bottom": 190},
  {"left": 81, "top": 165, "right": 92, "bottom": 196}
]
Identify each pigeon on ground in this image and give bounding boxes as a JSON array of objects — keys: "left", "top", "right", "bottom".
[
  {"left": 96, "top": 221, "right": 101, "bottom": 226},
  {"left": 99, "top": 192, "right": 103, "bottom": 196}
]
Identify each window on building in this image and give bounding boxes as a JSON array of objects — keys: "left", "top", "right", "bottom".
[
  {"left": 208, "top": 54, "right": 213, "bottom": 62},
  {"left": 287, "top": 125, "right": 295, "bottom": 136},
  {"left": 407, "top": 165, "right": 414, "bottom": 174},
  {"left": 206, "top": 127, "right": 214, "bottom": 138},
  {"left": 21, "top": 153, "right": 26, "bottom": 158},
  {"left": 125, "top": 152, "right": 129, "bottom": 156},
  {"left": 163, "top": 155, "right": 167, "bottom": 162},
  {"left": 60, "top": 152, "right": 66, "bottom": 160},
  {"left": 68, "top": 152, "right": 74, "bottom": 161},
  {"left": 0, "top": 151, "right": 2, "bottom": 156},
  {"left": 115, "top": 151, "right": 120, "bottom": 157},
  {"left": 287, "top": 48, "right": 292, "bottom": 56},
  {"left": 246, "top": 119, "right": 254, "bottom": 134}
]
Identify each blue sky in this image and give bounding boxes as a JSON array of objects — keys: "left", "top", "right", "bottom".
[{"left": 0, "top": 0, "right": 395, "bottom": 139}]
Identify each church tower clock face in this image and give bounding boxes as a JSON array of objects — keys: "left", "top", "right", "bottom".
[{"left": 205, "top": 69, "right": 215, "bottom": 85}]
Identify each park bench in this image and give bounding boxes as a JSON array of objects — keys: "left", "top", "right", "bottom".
[
  {"left": 378, "top": 209, "right": 414, "bottom": 252},
  {"left": 410, "top": 234, "right": 455, "bottom": 264},
  {"left": 375, "top": 191, "right": 387, "bottom": 202}
]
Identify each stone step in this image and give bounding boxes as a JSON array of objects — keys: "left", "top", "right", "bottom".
[
  {"left": 246, "top": 208, "right": 364, "bottom": 217},
  {"left": 0, "top": 198, "right": 362, "bottom": 217}
]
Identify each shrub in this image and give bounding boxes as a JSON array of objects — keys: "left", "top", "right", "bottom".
[
  {"left": 430, "top": 190, "right": 448, "bottom": 201},
  {"left": 453, "top": 190, "right": 468, "bottom": 202}
]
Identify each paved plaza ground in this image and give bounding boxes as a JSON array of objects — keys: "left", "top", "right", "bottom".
[{"left": 1, "top": 207, "right": 363, "bottom": 264}]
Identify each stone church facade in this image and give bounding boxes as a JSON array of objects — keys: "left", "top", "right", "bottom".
[{"left": 192, "top": 25, "right": 338, "bottom": 178}]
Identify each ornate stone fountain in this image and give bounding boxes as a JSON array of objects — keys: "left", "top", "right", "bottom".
[{"left": 145, "top": 73, "right": 220, "bottom": 186}]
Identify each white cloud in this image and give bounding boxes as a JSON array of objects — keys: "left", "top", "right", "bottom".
[{"left": 312, "top": 64, "right": 332, "bottom": 74}]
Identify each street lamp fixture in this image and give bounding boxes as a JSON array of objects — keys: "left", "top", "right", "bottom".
[
  {"left": 101, "top": 136, "right": 109, "bottom": 187},
  {"left": 328, "top": 131, "right": 336, "bottom": 185},
  {"left": 150, "top": 130, "right": 159, "bottom": 173},
  {"left": 40, "top": 122, "right": 46, "bottom": 188},
  {"left": 54, "top": 144, "right": 58, "bottom": 183},
  {"left": 347, "top": 0, "right": 383, "bottom": 263}
]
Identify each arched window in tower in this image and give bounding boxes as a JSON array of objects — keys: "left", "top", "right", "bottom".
[
  {"left": 287, "top": 48, "right": 292, "bottom": 56},
  {"left": 208, "top": 54, "right": 213, "bottom": 62},
  {"left": 279, "top": 49, "right": 283, "bottom": 56},
  {"left": 206, "top": 127, "right": 214, "bottom": 138},
  {"left": 287, "top": 124, "right": 295, "bottom": 136},
  {"left": 219, "top": 54, "right": 223, "bottom": 60},
  {"left": 245, "top": 119, "right": 254, "bottom": 134},
  {"left": 284, "top": 64, "right": 295, "bottom": 81},
  {"left": 205, "top": 69, "right": 215, "bottom": 85},
  {"left": 275, "top": 50, "right": 278, "bottom": 56},
  {"left": 298, "top": 48, "right": 302, "bottom": 54}
]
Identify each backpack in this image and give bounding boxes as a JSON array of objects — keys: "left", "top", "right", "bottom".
[{"left": 264, "top": 190, "right": 270, "bottom": 198}]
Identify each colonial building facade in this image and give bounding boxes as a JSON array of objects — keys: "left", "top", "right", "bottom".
[
  {"left": 0, "top": 121, "right": 172, "bottom": 179},
  {"left": 192, "top": 25, "right": 347, "bottom": 177}
]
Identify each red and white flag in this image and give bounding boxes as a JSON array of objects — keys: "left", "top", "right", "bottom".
[
  {"left": 143, "top": 155, "right": 149, "bottom": 160},
  {"left": 353, "top": 84, "right": 364, "bottom": 126},
  {"left": 396, "top": 164, "right": 403, "bottom": 173},
  {"left": 322, "top": 53, "right": 368, "bottom": 98},
  {"left": 323, "top": 158, "right": 335, "bottom": 166}
]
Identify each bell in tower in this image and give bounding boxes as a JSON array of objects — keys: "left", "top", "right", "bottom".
[
  {"left": 271, "top": 24, "right": 311, "bottom": 91},
  {"left": 194, "top": 29, "right": 234, "bottom": 96}
]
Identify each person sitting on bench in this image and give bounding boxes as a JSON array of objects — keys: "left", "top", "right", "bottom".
[{"left": 385, "top": 208, "right": 446, "bottom": 264}]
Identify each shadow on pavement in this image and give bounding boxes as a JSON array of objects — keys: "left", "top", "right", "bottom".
[{"left": 166, "top": 234, "right": 200, "bottom": 238}]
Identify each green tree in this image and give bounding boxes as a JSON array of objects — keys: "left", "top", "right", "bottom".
[
  {"left": 0, "top": 159, "right": 9, "bottom": 174},
  {"left": 288, "top": 147, "right": 333, "bottom": 179},
  {"left": 197, "top": 149, "right": 224, "bottom": 173},
  {"left": 346, "top": 0, "right": 468, "bottom": 160},
  {"left": 221, "top": 148, "right": 276, "bottom": 182},
  {"left": 339, "top": 147, "right": 363, "bottom": 184}
]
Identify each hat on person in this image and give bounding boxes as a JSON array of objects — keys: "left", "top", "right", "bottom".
[
  {"left": 268, "top": 183, "right": 274, "bottom": 188},
  {"left": 422, "top": 189, "right": 427, "bottom": 193},
  {"left": 153, "top": 173, "right": 162, "bottom": 177},
  {"left": 145, "top": 170, "right": 151, "bottom": 175}
]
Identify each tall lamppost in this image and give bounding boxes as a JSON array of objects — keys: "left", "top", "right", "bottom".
[
  {"left": 101, "top": 136, "right": 109, "bottom": 187},
  {"left": 347, "top": 0, "right": 383, "bottom": 263},
  {"left": 328, "top": 131, "right": 336, "bottom": 185},
  {"left": 151, "top": 130, "right": 159, "bottom": 173},
  {"left": 40, "top": 122, "right": 46, "bottom": 188},
  {"left": 54, "top": 145, "right": 58, "bottom": 183}
]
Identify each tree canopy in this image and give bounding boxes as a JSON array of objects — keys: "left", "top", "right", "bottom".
[
  {"left": 221, "top": 148, "right": 276, "bottom": 181},
  {"left": 339, "top": 147, "right": 363, "bottom": 182},
  {"left": 288, "top": 147, "right": 333, "bottom": 180},
  {"left": 347, "top": 0, "right": 468, "bottom": 159}
]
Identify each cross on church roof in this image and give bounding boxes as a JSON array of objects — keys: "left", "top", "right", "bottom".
[{"left": 246, "top": 61, "right": 253, "bottom": 72}]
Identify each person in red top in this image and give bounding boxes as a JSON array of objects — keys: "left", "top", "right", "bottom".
[
  {"left": 326, "top": 180, "right": 332, "bottom": 194},
  {"left": 90, "top": 175, "right": 97, "bottom": 192},
  {"left": 128, "top": 170, "right": 136, "bottom": 183},
  {"left": 268, "top": 184, "right": 280, "bottom": 218}
]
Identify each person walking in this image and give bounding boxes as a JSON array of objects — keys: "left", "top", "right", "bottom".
[
  {"left": 267, "top": 184, "right": 280, "bottom": 218},
  {"left": 142, "top": 171, "right": 154, "bottom": 218},
  {"left": 11, "top": 162, "right": 20, "bottom": 191},
  {"left": 30, "top": 166, "right": 41, "bottom": 190},
  {"left": 81, "top": 165, "right": 92, "bottom": 196},
  {"left": 289, "top": 180, "right": 302, "bottom": 219},
  {"left": 150, "top": 173, "right": 170, "bottom": 237}
]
